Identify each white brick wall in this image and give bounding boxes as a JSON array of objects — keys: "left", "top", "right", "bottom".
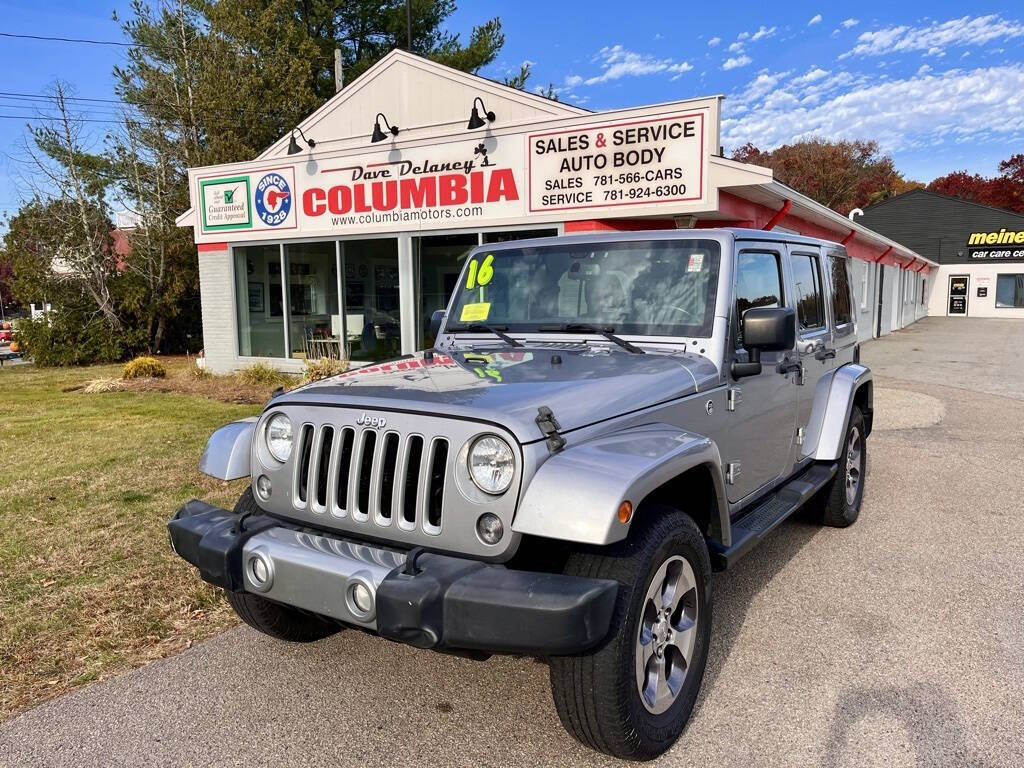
[{"left": 198, "top": 248, "right": 238, "bottom": 374}]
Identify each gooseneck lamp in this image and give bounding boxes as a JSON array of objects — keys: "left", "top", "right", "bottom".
[
  {"left": 371, "top": 113, "right": 400, "bottom": 143},
  {"left": 286, "top": 127, "right": 316, "bottom": 155},
  {"left": 467, "top": 97, "right": 496, "bottom": 130}
]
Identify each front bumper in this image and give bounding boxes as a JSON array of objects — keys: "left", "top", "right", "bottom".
[{"left": 168, "top": 500, "right": 618, "bottom": 655}]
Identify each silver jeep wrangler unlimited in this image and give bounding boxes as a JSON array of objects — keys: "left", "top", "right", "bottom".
[{"left": 170, "top": 229, "right": 871, "bottom": 760}]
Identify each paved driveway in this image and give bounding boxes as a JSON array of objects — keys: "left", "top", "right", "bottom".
[{"left": 2, "top": 317, "right": 1022, "bottom": 767}]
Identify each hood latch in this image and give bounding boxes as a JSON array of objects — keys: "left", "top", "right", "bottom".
[{"left": 536, "top": 406, "right": 566, "bottom": 453}]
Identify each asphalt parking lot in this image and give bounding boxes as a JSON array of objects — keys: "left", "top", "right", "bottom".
[{"left": 2, "top": 316, "right": 1022, "bottom": 768}]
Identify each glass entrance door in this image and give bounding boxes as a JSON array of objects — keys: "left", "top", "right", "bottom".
[{"left": 948, "top": 274, "right": 969, "bottom": 316}]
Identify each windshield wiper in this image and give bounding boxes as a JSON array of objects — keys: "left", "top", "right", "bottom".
[
  {"left": 536, "top": 323, "right": 645, "bottom": 354},
  {"left": 449, "top": 323, "right": 522, "bottom": 348}
]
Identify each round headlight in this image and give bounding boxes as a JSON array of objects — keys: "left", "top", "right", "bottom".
[
  {"left": 265, "top": 413, "right": 294, "bottom": 463},
  {"left": 468, "top": 435, "right": 515, "bottom": 495}
]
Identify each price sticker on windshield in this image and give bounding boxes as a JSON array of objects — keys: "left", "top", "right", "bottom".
[
  {"left": 460, "top": 302, "right": 491, "bottom": 322},
  {"left": 465, "top": 254, "right": 495, "bottom": 289},
  {"left": 687, "top": 253, "right": 704, "bottom": 272}
]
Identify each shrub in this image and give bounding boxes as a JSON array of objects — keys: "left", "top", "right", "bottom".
[
  {"left": 301, "top": 356, "right": 349, "bottom": 383},
  {"left": 236, "top": 362, "right": 288, "bottom": 388},
  {"left": 122, "top": 356, "right": 167, "bottom": 380},
  {"left": 182, "top": 357, "right": 212, "bottom": 381},
  {"left": 14, "top": 313, "right": 142, "bottom": 366}
]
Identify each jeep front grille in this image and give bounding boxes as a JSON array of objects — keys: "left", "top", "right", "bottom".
[{"left": 294, "top": 424, "right": 450, "bottom": 535}]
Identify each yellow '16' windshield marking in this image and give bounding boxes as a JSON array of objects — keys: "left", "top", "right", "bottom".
[{"left": 465, "top": 254, "right": 494, "bottom": 290}]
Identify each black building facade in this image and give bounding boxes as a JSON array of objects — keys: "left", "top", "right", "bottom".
[{"left": 860, "top": 189, "right": 1024, "bottom": 317}]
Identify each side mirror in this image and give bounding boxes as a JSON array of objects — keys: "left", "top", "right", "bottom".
[
  {"left": 429, "top": 309, "right": 446, "bottom": 341},
  {"left": 731, "top": 306, "right": 796, "bottom": 379}
]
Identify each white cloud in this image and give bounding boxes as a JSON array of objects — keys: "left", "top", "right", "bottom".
[
  {"left": 708, "top": 36, "right": 721, "bottom": 47},
  {"left": 728, "top": 41, "right": 745, "bottom": 53},
  {"left": 841, "top": 18, "right": 859, "bottom": 29},
  {"left": 917, "top": 64, "right": 932, "bottom": 75},
  {"left": 844, "top": 15, "right": 1024, "bottom": 58},
  {"left": 580, "top": 45, "right": 693, "bottom": 85},
  {"left": 565, "top": 74, "right": 583, "bottom": 87},
  {"left": 722, "top": 64, "right": 1024, "bottom": 154},
  {"left": 808, "top": 14, "right": 823, "bottom": 26},
  {"left": 750, "top": 25, "right": 777, "bottom": 42},
  {"left": 723, "top": 55, "right": 753, "bottom": 70},
  {"left": 792, "top": 67, "right": 829, "bottom": 85},
  {"left": 737, "top": 31, "right": 750, "bottom": 41}
]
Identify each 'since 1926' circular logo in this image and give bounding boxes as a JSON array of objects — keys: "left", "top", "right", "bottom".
[{"left": 254, "top": 172, "right": 292, "bottom": 226}]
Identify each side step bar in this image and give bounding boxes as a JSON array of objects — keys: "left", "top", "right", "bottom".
[{"left": 710, "top": 462, "right": 838, "bottom": 571}]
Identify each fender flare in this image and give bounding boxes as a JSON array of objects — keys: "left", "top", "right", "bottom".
[
  {"left": 812, "top": 364, "right": 872, "bottom": 461},
  {"left": 512, "top": 424, "right": 730, "bottom": 547},
  {"left": 198, "top": 418, "right": 257, "bottom": 480}
]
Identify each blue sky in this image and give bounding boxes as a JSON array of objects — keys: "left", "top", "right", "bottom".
[{"left": 2, "top": 1, "right": 1023, "bottom": 223}]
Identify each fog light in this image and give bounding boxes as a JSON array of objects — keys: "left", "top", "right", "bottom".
[
  {"left": 247, "top": 552, "right": 273, "bottom": 592},
  {"left": 476, "top": 513, "right": 504, "bottom": 545},
  {"left": 255, "top": 474, "right": 272, "bottom": 500},
  {"left": 347, "top": 581, "right": 375, "bottom": 619}
]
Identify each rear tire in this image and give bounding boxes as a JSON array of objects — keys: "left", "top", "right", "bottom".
[
  {"left": 225, "top": 487, "right": 338, "bottom": 643},
  {"left": 549, "top": 508, "right": 712, "bottom": 760},
  {"left": 818, "top": 406, "right": 866, "bottom": 527}
]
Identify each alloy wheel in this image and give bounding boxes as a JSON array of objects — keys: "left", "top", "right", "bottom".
[
  {"left": 634, "top": 555, "right": 699, "bottom": 715},
  {"left": 845, "top": 425, "right": 863, "bottom": 506}
]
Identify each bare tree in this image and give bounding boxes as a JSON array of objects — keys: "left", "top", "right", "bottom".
[{"left": 14, "top": 82, "right": 124, "bottom": 331}]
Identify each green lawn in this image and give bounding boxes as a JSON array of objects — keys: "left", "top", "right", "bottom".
[{"left": 0, "top": 360, "right": 259, "bottom": 718}]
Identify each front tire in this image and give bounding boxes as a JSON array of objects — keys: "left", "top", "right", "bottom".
[
  {"left": 818, "top": 406, "right": 866, "bottom": 527},
  {"left": 225, "top": 487, "right": 338, "bottom": 643},
  {"left": 549, "top": 508, "right": 712, "bottom": 760}
]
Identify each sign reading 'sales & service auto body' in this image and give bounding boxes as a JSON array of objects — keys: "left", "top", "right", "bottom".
[
  {"left": 188, "top": 97, "right": 720, "bottom": 243},
  {"left": 528, "top": 114, "right": 704, "bottom": 212}
]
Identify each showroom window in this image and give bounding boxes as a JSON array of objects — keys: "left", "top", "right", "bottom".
[
  {"left": 283, "top": 241, "right": 340, "bottom": 360},
  {"left": 235, "top": 244, "right": 286, "bottom": 358},
  {"left": 996, "top": 274, "right": 1024, "bottom": 308}
]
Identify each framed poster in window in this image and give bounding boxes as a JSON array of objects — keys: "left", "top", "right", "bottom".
[{"left": 248, "top": 282, "right": 264, "bottom": 313}]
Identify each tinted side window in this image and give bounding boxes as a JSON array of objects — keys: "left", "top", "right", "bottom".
[
  {"left": 735, "top": 251, "right": 783, "bottom": 346},
  {"left": 791, "top": 253, "right": 825, "bottom": 330},
  {"left": 828, "top": 255, "right": 853, "bottom": 325}
]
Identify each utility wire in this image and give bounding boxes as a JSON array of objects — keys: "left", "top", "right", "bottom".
[
  {"left": 0, "top": 30, "right": 336, "bottom": 61},
  {"left": 0, "top": 31, "right": 136, "bottom": 47}
]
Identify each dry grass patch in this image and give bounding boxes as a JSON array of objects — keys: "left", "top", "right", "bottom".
[
  {"left": 74, "top": 357, "right": 296, "bottom": 405},
  {"left": 0, "top": 359, "right": 260, "bottom": 719}
]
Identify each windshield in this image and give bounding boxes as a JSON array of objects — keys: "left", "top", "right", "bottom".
[{"left": 447, "top": 239, "right": 720, "bottom": 338}]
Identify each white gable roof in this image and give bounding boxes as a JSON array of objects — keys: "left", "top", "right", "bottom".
[{"left": 257, "top": 49, "right": 588, "bottom": 159}]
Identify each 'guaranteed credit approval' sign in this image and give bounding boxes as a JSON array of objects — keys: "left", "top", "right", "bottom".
[
  {"left": 198, "top": 166, "right": 298, "bottom": 233},
  {"left": 528, "top": 113, "right": 705, "bottom": 213}
]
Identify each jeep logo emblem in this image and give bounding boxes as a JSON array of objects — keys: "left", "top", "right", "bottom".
[{"left": 356, "top": 413, "right": 387, "bottom": 429}]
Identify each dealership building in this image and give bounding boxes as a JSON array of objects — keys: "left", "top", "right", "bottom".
[
  {"left": 177, "top": 50, "right": 936, "bottom": 372},
  {"left": 859, "top": 189, "right": 1024, "bottom": 321}
]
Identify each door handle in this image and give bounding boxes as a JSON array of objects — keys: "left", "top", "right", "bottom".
[
  {"left": 777, "top": 358, "right": 802, "bottom": 375},
  {"left": 814, "top": 347, "right": 836, "bottom": 361}
]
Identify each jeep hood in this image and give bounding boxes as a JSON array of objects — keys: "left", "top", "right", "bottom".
[{"left": 273, "top": 344, "right": 721, "bottom": 444}]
